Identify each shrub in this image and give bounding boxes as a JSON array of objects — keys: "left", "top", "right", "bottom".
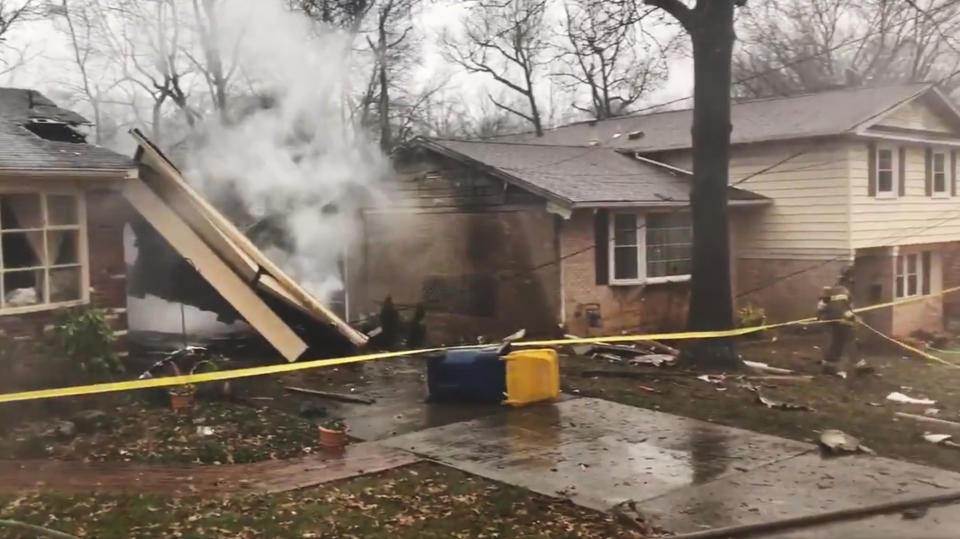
[
  {"left": 50, "top": 306, "right": 122, "bottom": 380},
  {"left": 738, "top": 304, "right": 767, "bottom": 329}
]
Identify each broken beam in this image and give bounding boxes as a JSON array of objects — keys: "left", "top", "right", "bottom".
[{"left": 284, "top": 386, "right": 375, "bottom": 404}]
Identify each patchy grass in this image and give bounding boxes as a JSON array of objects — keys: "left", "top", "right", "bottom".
[
  {"left": 0, "top": 400, "right": 318, "bottom": 465},
  {"left": 0, "top": 463, "right": 643, "bottom": 538},
  {"left": 561, "top": 334, "right": 960, "bottom": 473}
]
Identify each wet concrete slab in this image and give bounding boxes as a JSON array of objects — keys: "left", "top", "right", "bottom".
[
  {"left": 637, "top": 451, "right": 960, "bottom": 536},
  {"left": 381, "top": 397, "right": 960, "bottom": 536},
  {"left": 266, "top": 358, "right": 506, "bottom": 441},
  {"left": 382, "top": 398, "right": 813, "bottom": 510}
]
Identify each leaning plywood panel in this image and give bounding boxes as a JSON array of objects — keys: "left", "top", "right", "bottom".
[
  {"left": 130, "top": 129, "right": 368, "bottom": 348},
  {"left": 123, "top": 178, "right": 309, "bottom": 362}
]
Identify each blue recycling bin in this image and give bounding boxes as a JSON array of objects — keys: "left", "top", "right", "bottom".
[{"left": 426, "top": 347, "right": 506, "bottom": 402}]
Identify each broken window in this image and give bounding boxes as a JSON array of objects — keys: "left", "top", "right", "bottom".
[{"left": 0, "top": 192, "right": 86, "bottom": 311}]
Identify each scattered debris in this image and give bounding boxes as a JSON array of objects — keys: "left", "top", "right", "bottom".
[
  {"left": 696, "top": 374, "right": 725, "bottom": 385},
  {"left": 285, "top": 386, "right": 375, "bottom": 404},
  {"left": 630, "top": 354, "right": 676, "bottom": 367},
  {"left": 886, "top": 392, "right": 936, "bottom": 405},
  {"left": 923, "top": 433, "right": 960, "bottom": 449},
  {"left": 638, "top": 385, "right": 661, "bottom": 394},
  {"left": 743, "top": 360, "right": 794, "bottom": 374},
  {"left": 819, "top": 429, "right": 875, "bottom": 455},
  {"left": 901, "top": 506, "right": 929, "bottom": 520},
  {"left": 895, "top": 412, "right": 960, "bottom": 429},
  {"left": 501, "top": 328, "right": 526, "bottom": 343},
  {"left": 745, "top": 375, "right": 813, "bottom": 382},
  {"left": 196, "top": 426, "right": 216, "bottom": 437},
  {"left": 925, "top": 408, "right": 941, "bottom": 417},
  {"left": 70, "top": 410, "right": 111, "bottom": 433},
  {"left": 752, "top": 387, "right": 812, "bottom": 411}
]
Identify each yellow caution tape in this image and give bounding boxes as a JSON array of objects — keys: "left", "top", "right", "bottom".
[
  {"left": 857, "top": 318, "right": 960, "bottom": 369},
  {"left": 3, "top": 284, "right": 960, "bottom": 404}
]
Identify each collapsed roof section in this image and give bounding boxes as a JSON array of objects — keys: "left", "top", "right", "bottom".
[{"left": 126, "top": 129, "right": 367, "bottom": 362}]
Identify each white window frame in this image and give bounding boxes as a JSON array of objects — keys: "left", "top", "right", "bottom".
[
  {"left": 895, "top": 252, "right": 923, "bottom": 299},
  {"left": 875, "top": 146, "right": 897, "bottom": 199},
  {"left": 932, "top": 148, "right": 950, "bottom": 198},
  {"left": 608, "top": 211, "right": 692, "bottom": 286},
  {"left": 0, "top": 188, "right": 89, "bottom": 315}
]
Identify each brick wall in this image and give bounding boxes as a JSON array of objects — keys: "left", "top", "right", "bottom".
[
  {"left": 560, "top": 210, "right": 689, "bottom": 336},
  {"left": 358, "top": 208, "right": 561, "bottom": 344},
  {"left": 0, "top": 187, "right": 130, "bottom": 349},
  {"left": 735, "top": 257, "right": 850, "bottom": 324}
]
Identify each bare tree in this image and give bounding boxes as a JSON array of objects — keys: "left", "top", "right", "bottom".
[
  {"left": 554, "top": 0, "right": 676, "bottom": 119},
  {"left": 733, "top": 0, "right": 960, "bottom": 98},
  {"left": 364, "top": 0, "right": 418, "bottom": 151},
  {"left": 0, "top": 0, "right": 36, "bottom": 76},
  {"left": 645, "top": 0, "right": 745, "bottom": 370},
  {"left": 443, "top": 0, "right": 549, "bottom": 136},
  {"left": 185, "top": 0, "right": 240, "bottom": 119},
  {"left": 293, "top": 0, "right": 372, "bottom": 31}
]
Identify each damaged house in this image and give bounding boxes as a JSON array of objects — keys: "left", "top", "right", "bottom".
[
  {"left": 353, "top": 83, "right": 960, "bottom": 342},
  {"left": 0, "top": 88, "right": 364, "bottom": 369}
]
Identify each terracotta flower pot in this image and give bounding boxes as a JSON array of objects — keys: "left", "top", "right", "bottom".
[
  {"left": 318, "top": 426, "right": 347, "bottom": 449},
  {"left": 169, "top": 390, "right": 195, "bottom": 413}
]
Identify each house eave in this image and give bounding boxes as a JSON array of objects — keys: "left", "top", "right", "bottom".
[
  {"left": 0, "top": 167, "right": 138, "bottom": 180},
  {"left": 570, "top": 198, "right": 771, "bottom": 209}
]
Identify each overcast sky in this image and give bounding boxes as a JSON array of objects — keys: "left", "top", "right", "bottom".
[{"left": 0, "top": 0, "right": 696, "bottom": 132}]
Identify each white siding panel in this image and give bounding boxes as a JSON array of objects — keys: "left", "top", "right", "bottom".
[
  {"left": 728, "top": 140, "right": 851, "bottom": 259},
  {"left": 850, "top": 142, "right": 960, "bottom": 248}
]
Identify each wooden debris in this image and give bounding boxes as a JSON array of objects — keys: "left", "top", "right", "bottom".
[
  {"left": 896, "top": 412, "right": 960, "bottom": 429},
  {"left": 284, "top": 386, "right": 375, "bottom": 404}
]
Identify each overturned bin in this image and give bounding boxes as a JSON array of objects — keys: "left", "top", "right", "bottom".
[{"left": 426, "top": 347, "right": 559, "bottom": 406}]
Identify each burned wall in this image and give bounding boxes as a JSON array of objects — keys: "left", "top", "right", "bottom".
[{"left": 352, "top": 150, "right": 561, "bottom": 344}]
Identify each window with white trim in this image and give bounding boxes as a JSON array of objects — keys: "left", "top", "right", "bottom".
[
  {"left": 609, "top": 212, "right": 692, "bottom": 284},
  {"left": 933, "top": 150, "right": 948, "bottom": 195},
  {"left": 894, "top": 251, "right": 933, "bottom": 299},
  {"left": 876, "top": 148, "right": 895, "bottom": 196},
  {"left": 0, "top": 192, "right": 86, "bottom": 312}
]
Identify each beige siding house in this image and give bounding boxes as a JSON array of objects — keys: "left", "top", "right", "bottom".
[{"left": 495, "top": 83, "right": 960, "bottom": 337}]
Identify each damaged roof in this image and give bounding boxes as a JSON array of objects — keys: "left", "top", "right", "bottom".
[
  {"left": 496, "top": 83, "right": 936, "bottom": 152},
  {"left": 417, "top": 138, "right": 767, "bottom": 208},
  {"left": 0, "top": 87, "right": 134, "bottom": 173}
]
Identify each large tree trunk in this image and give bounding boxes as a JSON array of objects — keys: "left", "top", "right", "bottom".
[{"left": 681, "top": 1, "right": 741, "bottom": 370}]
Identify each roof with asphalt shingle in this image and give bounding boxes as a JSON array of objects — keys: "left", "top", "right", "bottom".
[
  {"left": 419, "top": 138, "right": 767, "bottom": 207},
  {"left": 0, "top": 88, "right": 134, "bottom": 172},
  {"left": 496, "top": 83, "right": 937, "bottom": 152}
]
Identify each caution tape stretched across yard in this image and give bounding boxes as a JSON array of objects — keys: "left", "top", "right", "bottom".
[{"left": 2, "top": 284, "right": 960, "bottom": 404}]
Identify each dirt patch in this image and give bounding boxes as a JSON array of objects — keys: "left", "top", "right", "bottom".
[
  {"left": 0, "top": 400, "right": 318, "bottom": 465},
  {"left": 562, "top": 334, "right": 960, "bottom": 472},
  {"left": 0, "top": 462, "right": 649, "bottom": 538}
]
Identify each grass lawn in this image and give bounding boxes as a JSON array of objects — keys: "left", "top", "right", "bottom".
[
  {"left": 0, "top": 463, "right": 644, "bottom": 538},
  {"left": 562, "top": 333, "right": 960, "bottom": 472},
  {"left": 0, "top": 399, "right": 318, "bottom": 464}
]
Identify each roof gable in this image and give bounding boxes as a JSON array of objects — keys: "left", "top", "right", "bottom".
[{"left": 857, "top": 86, "right": 960, "bottom": 137}]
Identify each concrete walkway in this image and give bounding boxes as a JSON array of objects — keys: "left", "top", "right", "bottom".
[
  {"left": 381, "top": 397, "right": 960, "bottom": 537},
  {"left": 0, "top": 441, "right": 419, "bottom": 495}
]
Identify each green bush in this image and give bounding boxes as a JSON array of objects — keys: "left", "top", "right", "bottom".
[
  {"left": 737, "top": 304, "right": 767, "bottom": 329},
  {"left": 50, "top": 306, "right": 123, "bottom": 379}
]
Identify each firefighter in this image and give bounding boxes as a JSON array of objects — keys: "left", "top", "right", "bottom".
[{"left": 817, "top": 285, "right": 857, "bottom": 375}]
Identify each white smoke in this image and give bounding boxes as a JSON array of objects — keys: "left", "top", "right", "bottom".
[{"left": 183, "top": 1, "right": 388, "bottom": 301}]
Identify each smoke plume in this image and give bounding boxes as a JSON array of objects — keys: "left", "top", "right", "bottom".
[{"left": 183, "top": 1, "right": 388, "bottom": 302}]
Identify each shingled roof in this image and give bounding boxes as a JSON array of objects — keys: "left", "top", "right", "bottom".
[
  {"left": 497, "top": 83, "right": 938, "bottom": 152},
  {"left": 417, "top": 138, "right": 767, "bottom": 208},
  {"left": 0, "top": 88, "right": 134, "bottom": 173}
]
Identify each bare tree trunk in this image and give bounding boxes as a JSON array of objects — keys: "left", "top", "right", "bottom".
[
  {"left": 647, "top": 0, "right": 742, "bottom": 370},
  {"left": 683, "top": 1, "right": 739, "bottom": 369}
]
